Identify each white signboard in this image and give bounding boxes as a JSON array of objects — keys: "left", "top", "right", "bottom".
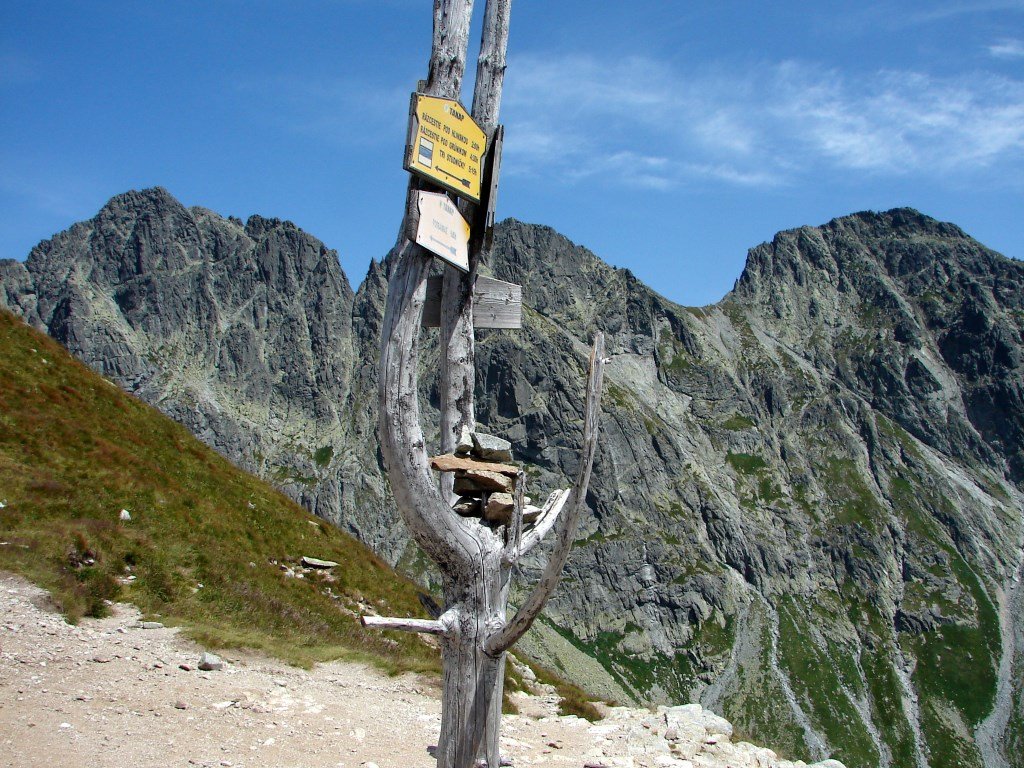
[{"left": 415, "top": 191, "right": 470, "bottom": 272}]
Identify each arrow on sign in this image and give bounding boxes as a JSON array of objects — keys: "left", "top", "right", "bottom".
[{"left": 437, "top": 168, "right": 472, "bottom": 189}]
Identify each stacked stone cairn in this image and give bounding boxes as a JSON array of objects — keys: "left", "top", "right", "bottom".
[{"left": 428, "top": 426, "right": 544, "bottom": 527}]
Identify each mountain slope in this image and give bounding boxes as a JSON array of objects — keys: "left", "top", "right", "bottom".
[
  {"left": 0, "top": 307, "right": 435, "bottom": 672},
  {"left": 2, "top": 189, "right": 1021, "bottom": 768}
]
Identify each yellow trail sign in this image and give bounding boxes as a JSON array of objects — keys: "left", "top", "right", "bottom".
[{"left": 405, "top": 94, "right": 486, "bottom": 204}]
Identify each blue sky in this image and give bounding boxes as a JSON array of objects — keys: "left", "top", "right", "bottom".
[{"left": 2, "top": 1, "right": 1022, "bottom": 306}]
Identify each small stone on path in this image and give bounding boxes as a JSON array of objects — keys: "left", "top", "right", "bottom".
[{"left": 198, "top": 652, "right": 223, "bottom": 671}]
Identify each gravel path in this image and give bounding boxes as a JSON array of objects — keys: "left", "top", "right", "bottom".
[{"left": 0, "top": 572, "right": 844, "bottom": 768}]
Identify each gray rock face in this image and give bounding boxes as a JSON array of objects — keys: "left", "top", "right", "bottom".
[
  {"left": 0, "top": 188, "right": 402, "bottom": 554},
  {"left": 3, "top": 190, "right": 1022, "bottom": 768}
]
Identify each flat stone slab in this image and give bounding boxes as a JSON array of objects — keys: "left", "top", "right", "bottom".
[
  {"left": 301, "top": 556, "right": 339, "bottom": 569},
  {"left": 522, "top": 505, "right": 543, "bottom": 524},
  {"left": 429, "top": 454, "right": 518, "bottom": 477},
  {"left": 456, "top": 470, "right": 514, "bottom": 493}
]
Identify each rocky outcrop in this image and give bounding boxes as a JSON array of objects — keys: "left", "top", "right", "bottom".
[{"left": 3, "top": 189, "right": 1022, "bottom": 768}]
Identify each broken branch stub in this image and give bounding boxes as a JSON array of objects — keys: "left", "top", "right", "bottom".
[{"left": 361, "top": 615, "right": 452, "bottom": 635}]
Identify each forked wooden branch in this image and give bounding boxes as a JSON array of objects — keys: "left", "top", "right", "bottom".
[
  {"left": 379, "top": 243, "right": 480, "bottom": 575},
  {"left": 511, "top": 489, "right": 571, "bottom": 561},
  {"left": 470, "top": 0, "right": 510, "bottom": 127},
  {"left": 485, "top": 333, "right": 607, "bottom": 655}
]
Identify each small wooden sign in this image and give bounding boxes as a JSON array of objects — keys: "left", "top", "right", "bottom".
[
  {"left": 415, "top": 191, "right": 470, "bottom": 272},
  {"left": 474, "top": 124, "right": 504, "bottom": 254},
  {"left": 405, "top": 94, "right": 487, "bottom": 203},
  {"left": 422, "top": 275, "right": 522, "bottom": 329}
]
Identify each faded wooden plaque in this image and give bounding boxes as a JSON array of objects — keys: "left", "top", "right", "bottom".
[
  {"left": 415, "top": 191, "right": 470, "bottom": 272},
  {"left": 422, "top": 275, "right": 522, "bottom": 329}
]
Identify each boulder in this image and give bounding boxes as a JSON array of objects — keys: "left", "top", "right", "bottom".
[
  {"left": 471, "top": 432, "right": 513, "bottom": 462},
  {"left": 484, "top": 493, "right": 515, "bottom": 524},
  {"left": 452, "top": 497, "right": 481, "bottom": 517},
  {"left": 198, "top": 652, "right": 224, "bottom": 671}
]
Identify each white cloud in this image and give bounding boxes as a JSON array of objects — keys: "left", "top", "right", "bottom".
[
  {"left": 500, "top": 53, "right": 1024, "bottom": 191},
  {"left": 989, "top": 38, "right": 1024, "bottom": 58},
  {"left": 913, "top": 0, "right": 1024, "bottom": 21}
]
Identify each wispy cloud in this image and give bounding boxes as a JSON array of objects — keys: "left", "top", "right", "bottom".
[
  {"left": 501, "top": 54, "right": 1024, "bottom": 192},
  {"left": 907, "top": 0, "right": 1024, "bottom": 23},
  {"left": 989, "top": 38, "right": 1024, "bottom": 58},
  {"left": 234, "top": 75, "right": 414, "bottom": 148}
]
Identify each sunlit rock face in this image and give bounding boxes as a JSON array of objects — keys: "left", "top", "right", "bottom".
[{"left": 4, "top": 189, "right": 1022, "bottom": 768}]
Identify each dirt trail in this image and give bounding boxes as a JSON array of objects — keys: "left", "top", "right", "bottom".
[{"left": 0, "top": 573, "right": 843, "bottom": 768}]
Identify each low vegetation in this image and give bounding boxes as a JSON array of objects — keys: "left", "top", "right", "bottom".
[{"left": 0, "top": 311, "right": 439, "bottom": 672}]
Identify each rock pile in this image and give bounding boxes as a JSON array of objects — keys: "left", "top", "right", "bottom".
[
  {"left": 560, "top": 702, "right": 848, "bottom": 768},
  {"left": 429, "top": 427, "right": 544, "bottom": 527}
]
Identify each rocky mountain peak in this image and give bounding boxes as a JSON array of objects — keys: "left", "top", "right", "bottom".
[{"left": 732, "top": 207, "right": 1013, "bottom": 305}]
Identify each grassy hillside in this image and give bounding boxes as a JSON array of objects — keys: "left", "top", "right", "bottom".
[{"left": 0, "top": 309, "right": 438, "bottom": 672}]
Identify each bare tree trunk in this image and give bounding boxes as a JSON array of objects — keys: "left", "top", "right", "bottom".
[
  {"left": 437, "top": 551, "right": 508, "bottom": 767},
  {"left": 438, "top": 2, "right": 515, "bottom": 757},
  {"left": 374, "top": 3, "right": 607, "bottom": 767},
  {"left": 438, "top": 0, "right": 511, "bottom": 502}
]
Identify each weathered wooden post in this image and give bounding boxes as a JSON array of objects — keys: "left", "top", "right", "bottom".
[{"left": 365, "top": 2, "right": 607, "bottom": 767}]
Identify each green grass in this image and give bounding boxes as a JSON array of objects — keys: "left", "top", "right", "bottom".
[
  {"left": 528, "top": 662, "right": 604, "bottom": 720},
  {"left": 716, "top": 603, "right": 805, "bottom": 761},
  {"left": 547, "top": 620, "right": 692, "bottom": 702},
  {"left": 1008, "top": 695, "right": 1024, "bottom": 768},
  {"left": 887, "top": 457, "right": 1001, "bottom": 766},
  {"left": 722, "top": 414, "right": 756, "bottom": 431},
  {"left": 606, "top": 382, "right": 634, "bottom": 411},
  {"left": 776, "top": 598, "right": 881, "bottom": 768},
  {"left": 820, "top": 458, "right": 882, "bottom": 529},
  {"left": 313, "top": 445, "right": 334, "bottom": 468},
  {"left": 903, "top": 552, "right": 999, "bottom": 733},
  {"left": 0, "top": 310, "right": 437, "bottom": 673},
  {"left": 726, "top": 452, "right": 768, "bottom": 474},
  {"left": 724, "top": 452, "right": 784, "bottom": 509},
  {"left": 917, "top": 700, "right": 984, "bottom": 768},
  {"left": 840, "top": 590, "right": 918, "bottom": 768}
]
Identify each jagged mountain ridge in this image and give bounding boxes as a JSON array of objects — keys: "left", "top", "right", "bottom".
[{"left": 2, "top": 188, "right": 1021, "bottom": 768}]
